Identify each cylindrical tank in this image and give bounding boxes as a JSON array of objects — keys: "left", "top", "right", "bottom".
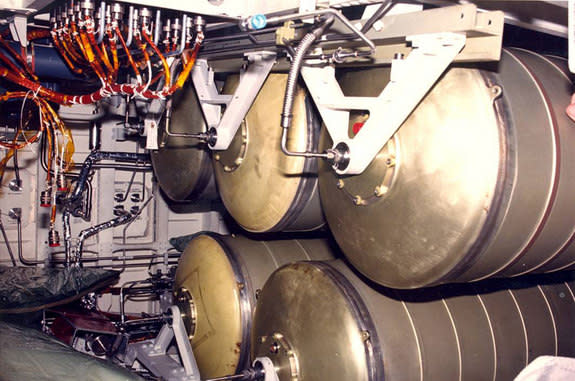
[
  {"left": 214, "top": 74, "right": 324, "bottom": 233},
  {"left": 252, "top": 260, "right": 575, "bottom": 381},
  {"left": 151, "top": 82, "right": 217, "bottom": 202},
  {"left": 318, "top": 49, "right": 575, "bottom": 288},
  {"left": 173, "top": 233, "right": 335, "bottom": 379}
]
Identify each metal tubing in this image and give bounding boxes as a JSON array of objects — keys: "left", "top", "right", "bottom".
[
  {"left": 96, "top": 1, "right": 106, "bottom": 44},
  {"left": 280, "top": 17, "right": 333, "bottom": 129},
  {"left": 63, "top": 211, "right": 72, "bottom": 265},
  {"left": 75, "top": 212, "right": 133, "bottom": 262},
  {"left": 0, "top": 213, "right": 17, "bottom": 266},
  {"left": 153, "top": 10, "right": 161, "bottom": 45},
  {"left": 361, "top": 0, "right": 393, "bottom": 33},
  {"left": 120, "top": 279, "right": 152, "bottom": 324},
  {"left": 66, "top": 151, "right": 150, "bottom": 207},
  {"left": 263, "top": 8, "right": 375, "bottom": 54},
  {"left": 14, "top": 209, "right": 42, "bottom": 265},
  {"left": 280, "top": 125, "right": 330, "bottom": 159},
  {"left": 279, "top": 17, "right": 334, "bottom": 161},
  {"left": 126, "top": 5, "right": 134, "bottom": 46},
  {"left": 165, "top": 14, "right": 188, "bottom": 57}
]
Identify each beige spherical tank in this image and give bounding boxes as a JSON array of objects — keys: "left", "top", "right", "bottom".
[
  {"left": 173, "top": 233, "right": 335, "bottom": 379},
  {"left": 214, "top": 74, "right": 324, "bottom": 233},
  {"left": 251, "top": 260, "right": 575, "bottom": 381},
  {"left": 318, "top": 49, "right": 575, "bottom": 288},
  {"left": 150, "top": 82, "right": 217, "bottom": 202}
]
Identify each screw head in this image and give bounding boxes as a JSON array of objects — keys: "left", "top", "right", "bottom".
[
  {"left": 270, "top": 342, "right": 281, "bottom": 354},
  {"left": 374, "top": 185, "right": 388, "bottom": 197}
]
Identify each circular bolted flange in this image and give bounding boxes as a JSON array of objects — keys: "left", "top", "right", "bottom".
[
  {"left": 174, "top": 287, "right": 197, "bottom": 339},
  {"left": 258, "top": 332, "right": 299, "bottom": 381},
  {"left": 335, "top": 138, "right": 398, "bottom": 207}
]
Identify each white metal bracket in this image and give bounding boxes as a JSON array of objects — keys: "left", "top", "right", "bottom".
[
  {"left": 301, "top": 32, "right": 466, "bottom": 175},
  {"left": 192, "top": 51, "right": 276, "bottom": 150},
  {"left": 254, "top": 357, "right": 280, "bottom": 381},
  {"left": 9, "top": 15, "right": 28, "bottom": 47},
  {"left": 125, "top": 306, "right": 201, "bottom": 381}
]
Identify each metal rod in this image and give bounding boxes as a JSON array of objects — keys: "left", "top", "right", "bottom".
[
  {"left": 262, "top": 8, "right": 375, "bottom": 54},
  {"left": 121, "top": 195, "right": 153, "bottom": 271},
  {"left": 13, "top": 208, "right": 43, "bottom": 265},
  {"left": 0, "top": 212, "right": 17, "bottom": 266},
  {"left": 153, "top": 9, "right": 162, "bottom": 45},
  {"left": 126, "top": 5, "right": 134, "bottom": 46},
  {"left": 165, "top": 14, "right": 188, "bottom": 57},
  {"left": 280, "top": 124, "right": 331, "bottom": 159},
  {"left": 96, "top": 1, "right": 106, "bottom": 44},
  {"left": 63, "top": 211, "right": 72, "bottom": 265},
  {"left": 205, "top": 374, "right": 248, "bottom": 381},
  {"left": 120, "top": 279, "right": 153, "bottom": 325},
  {"left": 115, "top": 170, "right": 137, "bottom": 202},
  {"left": 66, "top": 151, "right": 150, "bottom": 209},
  {"left": 75, "top": 212, "right": 134, "bottom": 263},
  {"left": 49, "top": 252, "right": 180, "bottom": 262},
  {"left": 361, "top": 0, "right": 394, "bottom": 33}
]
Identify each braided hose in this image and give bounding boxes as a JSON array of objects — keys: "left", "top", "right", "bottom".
[{"left": 280, "top": 16, "right": 334, "bottom": 129}]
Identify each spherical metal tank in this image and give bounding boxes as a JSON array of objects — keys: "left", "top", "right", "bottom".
[
  {"left": 173, "top": 233, "right": 335, "bottom": 379},
  {"left": 252, "top": 260, "right": 575, "bottom": 381},
  {"left": 318, "top": 49, "right": 575, "bottom": 288},
  {"left": 151, "top": 82, "right": 217, "bottom": 202},
  {"left": 214, "top": 74, "right": 325, "bottom": 233}
]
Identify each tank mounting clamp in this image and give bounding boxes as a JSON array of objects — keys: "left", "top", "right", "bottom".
[
  {"left": 192, "top": 52, "right": 276, "bottom": 150},
  {"left": 302, "top": 32, "right": 466, "bottom": 175}
]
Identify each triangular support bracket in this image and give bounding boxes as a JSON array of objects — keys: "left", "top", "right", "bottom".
[
  {"left": 301, "top": 32, "right": 466, "bottom": 175},
  {"left": 125, "top": 306, "right": 201, "bottom": 381},
  {"left": 192, "top": 51, "right": 276, "bottom": 150}
]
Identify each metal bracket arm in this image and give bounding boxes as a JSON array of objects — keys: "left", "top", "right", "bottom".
[
  {"left": 125, "top": 306, "right": 200, "bottom": 381},
  {"left": 192, "top": 51, "right": 276, "bottom": 150},
  {"left": 301, "top": 32, "right": 466, "bottom": 175},
  {"left": 9, "top": 15, "right": 28, "bottom": 47}
]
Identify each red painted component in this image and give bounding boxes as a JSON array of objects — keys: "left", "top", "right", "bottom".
[
  {"left": 48, "top": 305, "right": 119, "bottom": 345},
  {"left": 352, "top": 121, "right": 365, "bottom": 135}
]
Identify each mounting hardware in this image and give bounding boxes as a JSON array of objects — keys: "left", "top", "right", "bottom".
[
  {"left": 8, "top": 178, "right": 22, "bottom": 192},
  {"left": 192, "top": 51, "right": 276, "bottom": 150},
  {"left": 49, "top": 229, "right": 61, "bottom": 247},
  {"left": 40, "top": 190, "right": 52, "bottom": 207},
  {"left": 302, "top": 32, "right": 466, "bottom": 175},
  {"left": 9, "top": 14, "right": 28, "bottom": 47},
  {"left": 125, "top": 306, "right": 201, "bottom": 381}
]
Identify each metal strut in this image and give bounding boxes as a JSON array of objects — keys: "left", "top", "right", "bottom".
[
  {"left": 192, "top": 51, "right": 276, "bottom": 150},
  {"left": 125, "top": 305, "right": 201, "bottom": 381},
  {"left": 125, "top": 305, "right": 274, "bottom": 381},
  {"left": 301, "top": 32, "right": 466, "bottom": 175}
]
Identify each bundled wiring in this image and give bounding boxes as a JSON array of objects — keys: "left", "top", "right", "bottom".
[
  {"left": 0, "top": 2, "right": 205, "bottom": 106},
  {"left": 0, "top": 90, "right": 75, "bottom": 250},
  {"left": 0, "top": 2, "right": 205, "bottom": 254}
]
